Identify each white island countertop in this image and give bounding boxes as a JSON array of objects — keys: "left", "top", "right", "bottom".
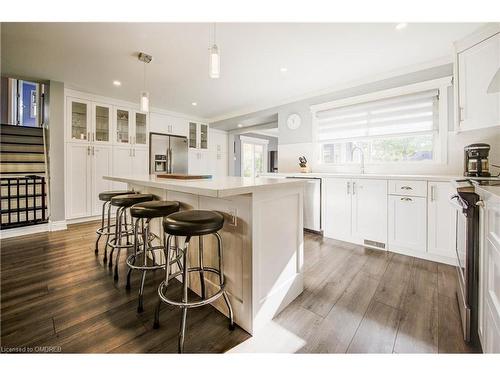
[
  {"left": 103, "top": 175, "right": 307, "bottom": 198},
  {"left": 260, "top": 172, "right": 462, "bottom": 182}
]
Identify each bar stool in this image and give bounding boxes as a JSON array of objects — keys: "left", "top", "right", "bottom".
[
  {"left": 125, "top": 200, "right": 181, "bottom": 313},
  {"left": 153, "top": 210, "right": 234, "bottom": 353},
  {"left": 107, "top": 193, "right": 155, "bottom": 280},
  {"left": 95, "top": 190, "right": 135, "bottom": 257}
]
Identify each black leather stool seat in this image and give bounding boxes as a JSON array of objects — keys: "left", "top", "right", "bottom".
[
  {"left": 110, "top": 193, "right": 154, "bottom": 207},
  {"left": 98, "top": 190, "right": 135, "bottom": 201},
  {"left": 163, "top": 210, "right": 224, "bottom": 236},
  {"left": 130, "top": 201, "right": 180, "bottom": 219}
]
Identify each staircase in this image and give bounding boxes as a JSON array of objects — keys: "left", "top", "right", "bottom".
[{"left": 0, "top": 124, "right": 49, "bottom": 229}]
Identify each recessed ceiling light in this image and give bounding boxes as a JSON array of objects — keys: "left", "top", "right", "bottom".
[
  {"left": 191, "top": 102, "right": 197, "bottom": 106},
  {"left": 237, "top": 124, "right": 243, "bottom": 128},
  {"left": 113, "top": 80, "right": 121, "bottom": 86},
  {"left": 280, "top": 67, "right": 288, "bottom": 73},
  {"left": 395, "top": 23, "right": 408, "bottom": 31}
]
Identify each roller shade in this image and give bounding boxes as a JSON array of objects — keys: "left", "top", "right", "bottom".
[{"left": 316, "top": 89, "right": 439, "bottom": 143}]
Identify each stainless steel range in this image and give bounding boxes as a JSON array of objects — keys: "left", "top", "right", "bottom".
[{"left": 451, "top": 177, "right": 500, "bottom": 346}]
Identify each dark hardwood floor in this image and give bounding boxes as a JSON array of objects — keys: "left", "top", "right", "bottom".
[{"left": 0, "top": 222, "right": 479, "bottom": 353}]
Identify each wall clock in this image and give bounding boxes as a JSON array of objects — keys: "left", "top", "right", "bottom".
[{"left": 286, "top": 113, "right": 302, "bottom": 130}]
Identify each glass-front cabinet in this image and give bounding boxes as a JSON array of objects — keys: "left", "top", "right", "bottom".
[
  {"left": 135, "top": 112, "right": 147, "bottom": 145},
  {"left": 115, "top": 108, "right": 130, "bottom": 144},
  {"left": 68, "top": 98, "right": 90, "bottom": 142},
  {"left": 188, "top": 122, "right": 209, "bottom": 149},
  {"left": 93, "top": 103, "right": 111, "bottom": 143}
]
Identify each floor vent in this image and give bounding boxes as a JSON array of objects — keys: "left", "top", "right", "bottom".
[{"left": 364, "top": 239, "right": 386, "bottom": 249}]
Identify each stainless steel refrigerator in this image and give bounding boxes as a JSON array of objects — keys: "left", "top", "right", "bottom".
[{"left": 149, "top": 132, "right": 188, "bottom": 174}]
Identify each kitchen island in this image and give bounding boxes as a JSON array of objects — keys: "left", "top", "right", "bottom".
[{"left": 103, "top": 175, "right": 306, "bottom": 335}]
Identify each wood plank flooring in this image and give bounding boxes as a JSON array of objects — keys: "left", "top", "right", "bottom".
[{"left": 1, "top": 222, "right": 479, "bottom": 353}]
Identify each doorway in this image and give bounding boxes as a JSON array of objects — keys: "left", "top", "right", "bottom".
[{"left": 241, "top": 136, "right": 268, "bottom": 177}]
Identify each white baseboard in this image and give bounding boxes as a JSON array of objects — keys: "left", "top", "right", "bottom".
[
  {"left": 0, "top": 220, "right": 68, "bottom": 239},
  {"left": 66, "top": 215, "right": 101, "bottom": 224}
]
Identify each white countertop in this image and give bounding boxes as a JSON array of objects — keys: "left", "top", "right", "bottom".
[
  {"left": 103, "top": 175, "right": 307, "bottom": 198},
  {"left": 260, "top": 172, "right": 461, "bottom": 182}
]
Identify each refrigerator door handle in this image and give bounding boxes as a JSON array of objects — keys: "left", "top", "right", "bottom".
[{"left": 169, "top": 147, "right": 173, "bottom": 173}]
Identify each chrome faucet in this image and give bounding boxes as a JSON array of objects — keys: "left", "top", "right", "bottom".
[{"left": 351, "top": 145, "right": 365, "bottom": 174}]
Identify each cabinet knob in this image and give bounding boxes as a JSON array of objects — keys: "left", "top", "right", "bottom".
[
  {"left": 401, "top": 186, "right": 413, "bottom": 190},
  {"left": 400, "top": 197, "right": 413, "bottom": 202}
]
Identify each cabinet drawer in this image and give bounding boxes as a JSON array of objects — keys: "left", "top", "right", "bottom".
[{"left": 388, "top": 180, "right": 427, "bottom": 197}]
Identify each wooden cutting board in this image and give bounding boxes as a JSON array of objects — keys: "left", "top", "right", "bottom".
[{"left": 156, "top": 174, "right": 212, "bottom": 180}]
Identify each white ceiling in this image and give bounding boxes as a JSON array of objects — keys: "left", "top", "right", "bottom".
[{"left": 1, "top": 22, "right": 481, "bottom": 120}]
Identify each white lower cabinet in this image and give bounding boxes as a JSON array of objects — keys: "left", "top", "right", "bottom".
[
  {"left": 388, "top": 195, "right": 427, "bottom": 254},
  {"left": 351, "top": 179, "right": 387, "bottom": 247},
  {"left": 427, "top": 181, "right": 457, "bottom": 258},
  {"left": 323, "top": 178, "right": 387, "bottom": 249},
  {"left": 66, "top": 143, "right": 112, "bottom": 219}
]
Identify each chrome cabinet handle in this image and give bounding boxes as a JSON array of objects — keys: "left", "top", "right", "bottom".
[
  {"left": 400, "top": 197, "right": 413, "bottom": 202},
  {"left": 347, "top": 181, "right": 351, "bottom": 195},
  {"left": 401, "top": 186, "right": 413, "bottom": 190},
  {"left": 87, "top": 145, "right": 90, "bottom": 155},
  {"left": 92, "top": 146, "right": 95, "bottom": 156},
  {"left": 430, "top": 185, "right": 435, "bottom": 201},
  {"left": 87, "top": 131, "right": 90, "bottom": 141},
  {"left": 352, "top": 181, "right": 356, "bottom": 195}
]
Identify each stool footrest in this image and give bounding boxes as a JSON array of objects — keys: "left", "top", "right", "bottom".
[
  {"left": 157, "top": 267, "right": 225, "bottom": 308},
  {"left": 125, "top": 246, "right": 183, "bottom": 271}
]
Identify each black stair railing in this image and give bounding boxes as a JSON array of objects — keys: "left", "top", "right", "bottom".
[{"left": 0, "top": 175, "right": 48, "bottom": 229}]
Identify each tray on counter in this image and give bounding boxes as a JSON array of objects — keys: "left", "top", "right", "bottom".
[{"left": 156, "top": 174, "right": 212, "bottom": 180}]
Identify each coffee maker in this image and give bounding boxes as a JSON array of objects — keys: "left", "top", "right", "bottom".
[{"left": 464, "top": 143, "right": 491, "bottom": 177}]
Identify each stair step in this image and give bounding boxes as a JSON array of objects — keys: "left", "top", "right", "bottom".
[
  {"left": 0, "top": 124, "right": 43, "bottom": 137},
  {"left": 0, "top": 164, "right": 46, "bottom": 174},
  {"left": 0, "top": 153, "right": 46, "bottom": 163},
  {"left": 1, "top": 135, "right": 44, "bottom": 145},
  {"left": 0, "top": 144, "right": 45, "bottom": 153}
]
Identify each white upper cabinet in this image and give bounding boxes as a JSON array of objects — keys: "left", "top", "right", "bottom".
[
  {"left": 455, "top": 25, "right": 500, "bottom": 131},
  {"left": 149, "top": 112, "right": 188, "bottom": 137},
  {"left": 189, "top": 122, "right": 209, "bottom": 150},
  {"left": 93, "top": 103, "right": 112, "bottom": 143},
  {"left": 115, "top": 107, "right": 131, "bottom": 144},
  {"left": 67, "top": 98, "right": 91, "bottom": 142},
  {"left": 134, "top": 112, "right": 148, "bottom": 146},
  {"left": 351, "top": 179, "right": 388, "bottom": 247},
  {"left": 427, "top": 181, "right": 457, "bottom": 259}
]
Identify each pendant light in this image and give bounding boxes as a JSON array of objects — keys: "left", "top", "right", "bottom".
[
  {"left": 209, "top": 23, "right": 220, "bottom": 79},
  {"left": 138, "top": 52, "right": 152, "bottom": 112}
]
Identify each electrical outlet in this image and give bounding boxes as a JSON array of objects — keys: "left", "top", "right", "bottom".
[{"left": 228, "top": 208, "right": 237, "bottom": 226}]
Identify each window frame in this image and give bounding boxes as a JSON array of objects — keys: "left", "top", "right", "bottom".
[
  {"left": 240, "top": 135, "right": 269, "bottom": 177},
  {"left": 311, "top": 77, "right": 452, "bottom": 166}
]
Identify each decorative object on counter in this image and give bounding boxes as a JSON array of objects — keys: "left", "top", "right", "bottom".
[
  {"left": 464, "top": 143, "right": 491, "bottom": 177},
  {"left": 299, "top": 155, "right": 310, "bottom": 173},
  {"left": 287, "top": 113, "right": 302, "bottom": 130},
  {"left": 156, "top": 174, "right": 212, "bottom": 180},
  {"left": 138, "top": 52, "right": 152, "bottom": 112}
]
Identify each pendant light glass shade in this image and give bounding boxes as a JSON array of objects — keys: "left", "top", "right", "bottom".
[
  {"left": 140, "top": 91, "right": 149, "bottom": 112},
  {"left": 209, "top": 44, "right": 220, "bottom": 79}
]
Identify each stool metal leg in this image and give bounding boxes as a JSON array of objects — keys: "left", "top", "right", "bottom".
[
  {"left": 113, "top": 207, "right": 124, "bottom": 279},
  {"left": 179, "top": 236, "right": 191, "bottom": 353},
  {"left": 137, "top": 219, "right": 150, "bottom": 313},
  {"left": 215, "top": 232, "right": 235, "bottom": 330},
  {"left": 103, "top": 202, "right": 112, "bottom": 263},
  {"left": 95, "top": 201, "right": 107, "bottom": 255},
  {"left": 153, "top": 234, "right": 173, "bottom": 329},
  {"left": 126, "top": 218, "right": 142, "bottom": 290},
  {"left": 198, "top": 236, "right": 206, "bottom": 299},
  {"left": 109, "top": 206, "right": 122, "bottom": 269}
]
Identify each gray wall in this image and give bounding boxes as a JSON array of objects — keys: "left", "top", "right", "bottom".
[
  {"left": 211, "top": 64, "right": 454, "bottom": 145},
  {"left": 234, "top": 132, "right": 278, "bottom": 176},
  {"left": 47, "top": 81, "right": 65, "bottom": 222}
]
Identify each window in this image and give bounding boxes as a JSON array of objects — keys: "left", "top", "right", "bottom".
[
  {"left": 313, "top": 78, "right": 450, "bottom": 164},
  {"left": 240, "top": 136, "right": 268, "bottom": 177}
]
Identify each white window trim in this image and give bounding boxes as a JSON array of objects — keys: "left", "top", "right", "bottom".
[{"left": 311, "top": 77, "right": 452, "bottom": 166}]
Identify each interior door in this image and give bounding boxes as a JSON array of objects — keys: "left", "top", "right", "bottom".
[
  {"left": 66, "top": 143, "right": 91, "bottom": 218},
  {"left": 241, "top": 141, "right": 267, "bottom": 177},
  {"left": 351, "top": 179, "right": 388, "bottom": 246},
  {"left": 91, "top": 145, "right": 113, "bottom": 215}
]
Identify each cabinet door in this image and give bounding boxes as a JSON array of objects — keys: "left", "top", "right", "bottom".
[
  {"left": 323, "top": 178, "right": 351, "bottom": 242},
  {"left": 352, "top": 179, "right": 388, "bottom": 247},
  {"left": 199, "top": 124, "right": 209, "bottom": 149},
  {"left": 215, "top": 151, "right": 228, "bottom": 177},
  {"left": 112, "top": 146, "right": 132, "bottom": 189},
  {"left": 484, "top": 238, "right": 500, "bottom": 353},
  {"left": 134, "top": 111, "right": 148, "bottom": 145},
  {"left": 132, "top": 147, "right": 149, "bottom": 175},
  {"left": 91, "top": 145, "right": 113, "bottom": 216},
  {"left": 66, "top": 143, "right": 91, "bottom": 218},
  {"left": 458, "top": 32, "right": 500, "bottom": 130},
  {"left": 188, "top": 122, "right": 198, "bottom": 149},
  {"left": 188, "top": 149, "right": 200, "bottom": 175},
  {"left": 115, "top": 108, "right": 131, "bottom": 144},
  {"left": 93, "top": 103, "right": 111, "bottom": 143},
  {"left": 388, "top": 195, "right": 427, "bottom": 253},
  {"left": 427, "top": 181, "right": 457, "bottom": 258},
  {"left": 67, "top": 98, "right": 91, "bottom": 142}
]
